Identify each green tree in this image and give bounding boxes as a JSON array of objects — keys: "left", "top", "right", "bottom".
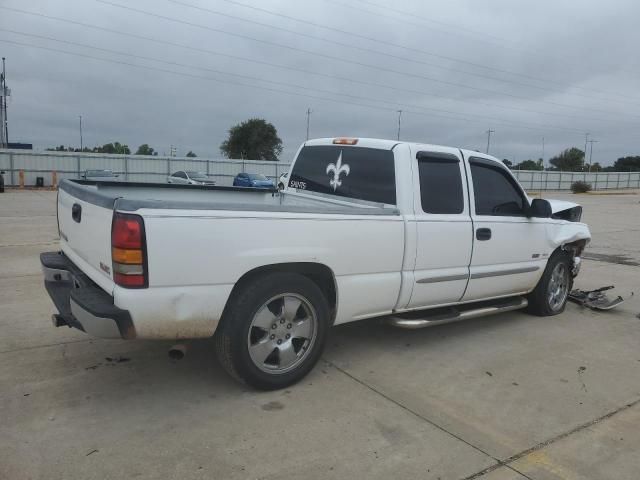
[
  {"left": 549, "top": 147, "right": 584, "bottom": 171},
  {"left": 514, "top": 158, "right": 544, "bottom": 171},
  {"left": 588, "top": 162, "right": 603, "bottom": 172},
  {"left": 611, "top": 156, "right": 640, "bottom": 171},
  {"left": 502, "top": 159, "right": 513, "bottom": 168},
  {"left": 135, "top": 144, "right": 156, "bottom": 155},
  {"left": 94, "top": 142, "right": 131, "bottom": 154},
  {"left": 186, "top": 150, "right": 197, "bottom": 157},
  {"left": 220, "top": 118, "right": 283, "bottom": 160}
]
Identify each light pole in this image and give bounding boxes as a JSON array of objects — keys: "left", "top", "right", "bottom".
[
  {"left": 79, "top": 115, "right": 83, "bottom": 151},
  {"left": 583, "top": 132, "right": 590, "bottom": 169},
  {"left": 396, "top": 110, "right": 402, "bottom": 141},
  {"left": 587, "top": 139, "right": 598, "bottom": 172},
  {"left": 305, "top": 107, "right": 312, "bottom": 141},
  {"left": 485, "top": 129, "right": 495, "bottom": 154}
]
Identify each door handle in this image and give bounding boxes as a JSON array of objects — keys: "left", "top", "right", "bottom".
[
  {"left": 71, "top": 203, "right": 82, "bottom": 223},
  {"left": 476, "top": 228, "right": 491, "bottom": 241}
]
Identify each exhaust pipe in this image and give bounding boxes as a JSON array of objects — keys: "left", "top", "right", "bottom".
[{"left": 168, "top": 343, "right": 188, "bottom": 360}]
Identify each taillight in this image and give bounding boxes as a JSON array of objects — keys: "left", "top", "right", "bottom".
[{"left": 111, "top": 213, "right": 147, "bottom": 288}]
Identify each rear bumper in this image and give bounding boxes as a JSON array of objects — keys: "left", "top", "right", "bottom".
[{"left": 41, "top": 251, "right": 135, "bottom": 339}]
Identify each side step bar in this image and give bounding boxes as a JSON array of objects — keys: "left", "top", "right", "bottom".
[{"left": 387, "top": 297, "right": 528, "bottom": 329}]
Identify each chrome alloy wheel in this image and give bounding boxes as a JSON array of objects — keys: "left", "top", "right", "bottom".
[
  {"left": 547, "top": 262, "right": 570, "bottom": 312},
  {"left": 247, "top": 293, "right": 318, "bottom": 374}
]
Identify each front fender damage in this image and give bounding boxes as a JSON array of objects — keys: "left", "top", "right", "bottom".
[{"left": 547, "top": 223, "right": 591, "bottom": 277}]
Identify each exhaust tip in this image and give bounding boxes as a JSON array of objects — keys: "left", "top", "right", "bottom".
[{"left": 168, "top": 344, "right": 187, "bottom": 361}]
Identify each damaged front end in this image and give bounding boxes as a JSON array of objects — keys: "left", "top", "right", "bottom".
[{"left": 545, "top": 199, "right": 591, "bottom": 278}]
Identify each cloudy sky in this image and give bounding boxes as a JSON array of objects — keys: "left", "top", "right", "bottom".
[{"left": 1, "top": 0, "right": 639, "bottom": 165}]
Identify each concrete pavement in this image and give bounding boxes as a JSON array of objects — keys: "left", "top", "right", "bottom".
[{"left": 0, "top": 189, "right": 638, "bottom": 480}]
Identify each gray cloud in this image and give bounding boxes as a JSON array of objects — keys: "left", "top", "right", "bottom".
[{"left": 1, "top": 0, "right": 639, "bottom": 164}]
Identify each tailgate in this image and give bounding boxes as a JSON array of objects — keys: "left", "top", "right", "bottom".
[{"left": 57, "top": 186, "right": 115, "bottom": 293}]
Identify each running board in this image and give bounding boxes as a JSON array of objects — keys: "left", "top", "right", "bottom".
[{"left": 387, "top": 297, "right": 528, "bottom": 329}]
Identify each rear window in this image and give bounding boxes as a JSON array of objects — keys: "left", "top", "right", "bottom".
[{"left": 289, "top": 146, "right": 396, "bottom": 205}]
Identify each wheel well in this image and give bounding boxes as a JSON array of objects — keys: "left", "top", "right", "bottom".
[{"left": 225, "top": 263, "right": 337, "bottom": 323}]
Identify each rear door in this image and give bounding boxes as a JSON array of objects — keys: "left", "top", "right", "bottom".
[
  {"left": 462, "top": 156, "right": 548, "bottom": 301},
  {"left": 406, "top": 146, "right": 473, "bottom": 308}
]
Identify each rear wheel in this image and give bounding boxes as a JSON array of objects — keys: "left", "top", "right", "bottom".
[
  {"left": 214, "top": 272, "right": 329, "bottom": 390},
  {"left": 527, "top": 251, "right": 573, "bottom": 316}
]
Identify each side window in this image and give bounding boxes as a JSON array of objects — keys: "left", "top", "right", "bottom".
[
  {"left": 470, "top": 160, "right": 526, "bottom": 216},
  {"left": 417, "top": 153, "right": 464, "bottom": 214}
]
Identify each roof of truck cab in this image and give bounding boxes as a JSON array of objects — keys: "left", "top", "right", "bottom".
[{"left": 304, "top": 138, "right": 502, "bottom": 163}]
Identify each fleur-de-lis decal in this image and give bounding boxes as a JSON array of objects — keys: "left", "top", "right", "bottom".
[{"left": 326, "top": 151, "right": 351, "bottom": 191}]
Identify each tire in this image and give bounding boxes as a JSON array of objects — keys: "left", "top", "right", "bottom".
[
  {"left": 214, "top": 272, "right": 330, "bottom": 390},
  {"left": 526, "top": 250, "right": 573, "bottom": 316}
]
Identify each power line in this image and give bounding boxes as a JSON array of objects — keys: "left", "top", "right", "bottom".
[
  {"left": 0, "top": 38, "right": 588, "bottom": 136},
  {"left": 91, "top": 0, "right": 640, "bottom": 119},
  {"left": 0, "top": 16, "right": 613, "bottom": 125},
  {"left": 0, "top": 33, "right": 587, "bottom": 133},
  {"left": 324, "top": 0, "right": 640, "bottom": 86},
  {"left": 161, "top": 0, "right": 640, "bottom": 107}
]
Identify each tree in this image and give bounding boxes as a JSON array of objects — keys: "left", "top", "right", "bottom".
[
  {"left": 135, "top": 144, "right": 156, "bottom": 156},
  {"left": 549, "top": 147, "right": 584, "bottom": 171},
  {"left": 502, "top": 159, "right": 513, "bottom": 168},
  {"left": 513, "top": 158, "right": 544, "bottom": 171},
  {"left": 94, "top": 142, "right": 131, "bottom": 154},
  {"left": 220, "top": 118, "right": 283, "bottom": 160},
  {"left": 186, "top": 151, "right": 197, "bottom": 157},
  {"left": 611, "top": 156, "right": 640, "bottom": 171},
  {"left": 588, "top": 162, "right": 602, "bottom": 172}
]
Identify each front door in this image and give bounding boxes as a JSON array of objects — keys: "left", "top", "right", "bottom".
[{"left": 462, "top": 156, "right": 548, "bottom": 302}]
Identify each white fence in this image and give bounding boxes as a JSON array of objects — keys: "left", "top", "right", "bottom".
[
  {"left": 512, "top": 170, "right": 640, "bottom": 191},
  {"left": 1, "top": 150, "right": 639, "bottom": 190},
  {"left": 0, "top": 150, "right": 291, "bottom": 187}
]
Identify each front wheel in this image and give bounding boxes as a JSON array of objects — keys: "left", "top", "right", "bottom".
[
  {"left": 527, "top": 251, "right": 573, "bottom": 316},
  {"left": 214, "top": 272, "right": 330, "bottom": 390}
]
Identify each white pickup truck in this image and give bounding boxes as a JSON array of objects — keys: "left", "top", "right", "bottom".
[{"left": 42, "top": 137, "right": 591, "bottom": 389}]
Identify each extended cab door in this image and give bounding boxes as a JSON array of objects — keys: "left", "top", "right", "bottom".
[
  {"left": 406, "top": 146, "right": 474, "bottom": 309},
  {"left": 462, "top": 155, "right": 548, "bottom": 301}
]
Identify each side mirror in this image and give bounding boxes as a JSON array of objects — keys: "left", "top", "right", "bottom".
[{"left": 528, "top": 198, "right": 552, "bottom": 218}]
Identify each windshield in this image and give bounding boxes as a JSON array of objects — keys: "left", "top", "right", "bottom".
[{"left": 247, "top": 174, "right": 268, "bottom": 181}]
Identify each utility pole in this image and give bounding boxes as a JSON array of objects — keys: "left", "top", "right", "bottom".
[
  {"left": 305, "top": 107, "right": 312, "bottom": 141},
  {"left": 583, "top": 132, "right": 590, "bottom": 168},
  {"left": 170, "top": 145, "right": 176, "bottom": 157},
  {"left": 396, "top": 110, "right": 402, "bottom": 141},
  {"left": 0, "top": 57, "right": 9, "bottom": 148},
  {"left": 79, "top": 115, "right": 83, "bottom": 151},
  {"left": 587, "top": 139, "right": 598, "bottom": 172},
  {"left": 485, "top": 129, "right": 495, "bottom": 154},
  {"left": 541, "top": 136, "right": 545, "bottom": 169}
]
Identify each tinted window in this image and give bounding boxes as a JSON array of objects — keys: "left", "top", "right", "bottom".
[
  {"left": 417, "top": 154, "right": 464, "bottom": 214},
  {"left": 248, "top": 174, "right": 267, "bottom": 180},
  {"left": 470, "top": 160, "right": 526, "bottom": 216},
  {"left": 289, "top": 146, "right": 396, "bottom": 205},
  {"left": 173, "top": 171, "right": 187, "bottom": 179}
]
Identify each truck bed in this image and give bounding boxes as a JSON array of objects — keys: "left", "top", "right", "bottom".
[{"left": 60, "top": 179, "right": 400, "bottom": 216}]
